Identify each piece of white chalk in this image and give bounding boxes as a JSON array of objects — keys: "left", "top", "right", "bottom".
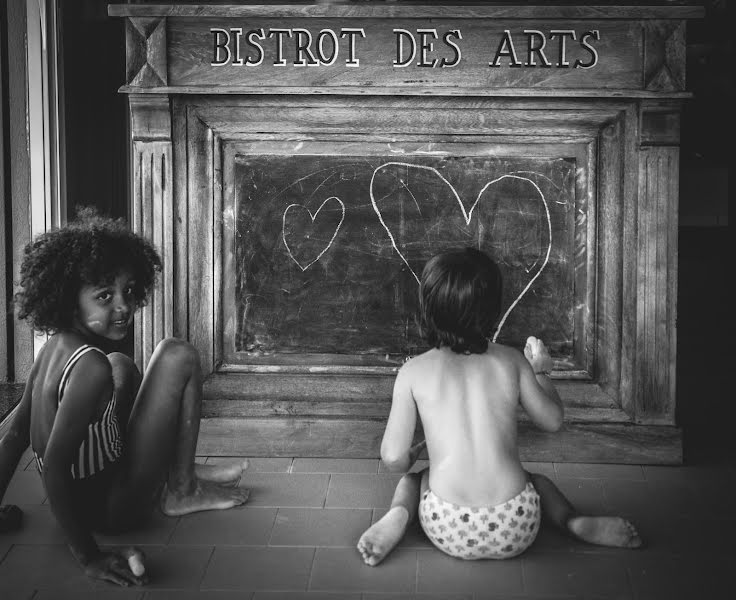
[{"left": 128, "top": 554, "right": 145, "bottom": 577}]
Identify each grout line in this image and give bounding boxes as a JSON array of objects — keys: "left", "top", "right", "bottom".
[
  {"left": 196, "top": 545, "right": 217, "bottom": 591},
  {"left": 323, "top": 473, "right": 331, "bottom": 508},
  {"left": 305, "top": 546, "right": 318, "bottom": 592}
]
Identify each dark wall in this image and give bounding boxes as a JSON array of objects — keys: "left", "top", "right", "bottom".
[
  {"left": 61, "top": 0, "right": 127, "bottom": 221},
  {"left": 676, "top": 0, "right": 733, "bottom": 462}
]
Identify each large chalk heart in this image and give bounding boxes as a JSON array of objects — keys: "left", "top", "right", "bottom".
[
  {"left": 282, "top": 196, "right": 346, "bottom": 271},
  {"left": 369, "top": 162, "right": 552, "bottom": 341}
]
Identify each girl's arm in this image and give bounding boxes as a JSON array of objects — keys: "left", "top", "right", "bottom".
[
  {"left": 0, "top": 377, "right": 33, "bottom": 503},
  {"left": 380, "top": 363, "right": 419, "bottom": 472},
  {"left": 42, "top": 352, "right": 113, "bottom": 566},
  {"left": 518, "top": 337, "right": 564, "bottom": 432}
]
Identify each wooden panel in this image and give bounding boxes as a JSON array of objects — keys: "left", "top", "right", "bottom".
[
  {"left": 641, "top": 102, "right": 682, "bottom": 146},
  {"left": 619, "top": 105, "right": 641, "bottom": 416},
  {"left": 186, "top": 106, "right": 216, "bottom": 371},
  {"left": 195, "top": 417, "right": 681, "bottom": 464},
  {"left": 596, "top": 113, "right": 625, "bottom": 400},
  {"left": 635, "top": 147, "right": 678, "bottom": 424},
  {"left": 645, "top": 20, "right": 687, "bottom": 92},
  {"left": 129, "top": 95, "right": 174, "bottom": 370},
  {"left": 191, "top": 103, "right": 622, "bottom": 137},
  {"left": 166, "top": 18, "right": 641, "bottom": 92}
]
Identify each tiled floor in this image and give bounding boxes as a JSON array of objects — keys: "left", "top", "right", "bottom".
[{"left": 1, "top": 454, "right": 735, "bottom": 599}]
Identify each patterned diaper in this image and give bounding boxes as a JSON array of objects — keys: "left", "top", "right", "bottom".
[{"left": 418, "top": 481, "right": 541, "bottom": 560}]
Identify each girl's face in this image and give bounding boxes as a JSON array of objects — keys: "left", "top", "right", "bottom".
[{"left": 73, "top": 271, "right": 136, "bottom": 341}]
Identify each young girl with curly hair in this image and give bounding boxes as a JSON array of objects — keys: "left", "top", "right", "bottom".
[
  {"left": 358, "top": 248, "right": 642, "bottom": 566},
  {"left": 0, "top": 212, "right": 249, "bottom": 586}
]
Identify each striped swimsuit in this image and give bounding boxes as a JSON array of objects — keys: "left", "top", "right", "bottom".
[{"left": 34, "top": 345, "right": 124, "bottom": 479}]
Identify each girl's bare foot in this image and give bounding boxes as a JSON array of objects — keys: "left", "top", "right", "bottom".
[
  {"left": 160, "top": 479, "right": 250, "bottom": 516},
  {"left": 194, "top": 459, "right": 249, "bottom": 487},
  {"left": 567, "top": 515, "right": 643, "bottom": 548},
  {"left": 357, "top": 506, "right": 409, "bottom": 566}
]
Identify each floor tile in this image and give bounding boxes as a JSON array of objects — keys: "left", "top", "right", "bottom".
[
  {"left": 35, "top": 591, "right": 144, "bottom": 600},
  {"left": 552, "top": 477, "right": 609, "bottom": 515},
  {"left": 633, "top": 514, "right": 736, "bottom": 556},
  {"left": 0, "top": 540, "right": 10, "bottom": 562},
  {"left": 601, "top": 480, "right": 703, "bottom": 520},
  {"left": 309, "top": 547, "right": 417, "bottom": 593},
  {"left": 0, "top": 585, "right": 36, "bottom": 600},
  {"left": 1, "top": 504, "right": 65, "bottom": 544},
  {"left": 22, "top": 450, "right": 37, "bottom": 471},
  {"left": 96, "top": 511, "right": 180, "bottom": 546},
  {"left": 254, "top": 593, "right": 359, "bottom": 600},
  {"left": 0, "top": 544, "right": 96, "bottom": 591},
  {"left": 292, "top": 458, "right": 378, "bottom": 474},
  {"left": 642, "top": 464, "right": 736, "bottom": 485},
  {"left": 3, "top": 470, "right": 47, "bottom": 504},
  {"left": 144, "top": 592, "right": 253, "bottom": 599},
  {"left": 415, "top": 550, "right": 523, "bottom": 595},
  {"left": 521, "top": 551, "right": 632, "bottom": 597},
  {"left": 325, "top": 474, "right": 403, "bottom": 508},
  {"left": 93, "top": 546, "right": 214, "bottom": 591},
  {"left": 521, "top": 462, "right": 556, "bottom": 479},
  {"left": 364, "top": 594, "right": 470, "bottom": 600},
  {"left": 169, "top": 507, "right": 278, "bottom": 546},
  {"left": 207, "top": 457, "right": 293, "bottom": 473},
  {"left": 554, "top": 463, "right": 645, "bottom": 481},
  {"left": 626, "top": 553, "right": 735, "bottom": 600},
  {"left": 371, "top": 508, "right": 433, "bottom": 550},
  {"left": 241, "top": 473, "right": 330, "bottom": 507},
  {"left": 270, "top": 508, "right": 372, "bottom": 547},
  {"left": 201, "top": 546, "right": 314, "bottom": 591}
]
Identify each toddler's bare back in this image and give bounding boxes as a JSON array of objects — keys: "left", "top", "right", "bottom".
[{"left": 407, "top": 345, "right": 529, "bottom": 507}]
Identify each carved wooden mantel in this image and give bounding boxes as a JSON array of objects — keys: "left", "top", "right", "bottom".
[{"left": 110, "top": 3, "right": 703, "bottom": 462}]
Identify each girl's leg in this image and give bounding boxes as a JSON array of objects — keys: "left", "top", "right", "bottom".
[
  {"left": 105, "top": 339, "right": 248, "bottom": 528},
  {"left": 357, "top": 468, "right": 428, "bottom": 566},
  {"left": 108, "top": 352, "right": 142, "bottom": 428},
  {"left": 528, "top": 472, "right": 642, "bottom": 548},
  {"left": 109, "top": 353, "right": 248, "bottom": 487}
]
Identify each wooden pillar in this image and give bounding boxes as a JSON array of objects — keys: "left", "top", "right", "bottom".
[
  {"left": 129, "top": 94, "right": 174, "bottom": 370},
  {"left": 124, "top": 15, "right": 174, "bottom": 369},
  {"left": 634, "top": 101, "right": 681, "bottom": 424}
]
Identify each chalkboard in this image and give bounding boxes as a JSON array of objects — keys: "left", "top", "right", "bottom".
[{"left": 232, "top": 154, "right": 577, "bottom": 363}]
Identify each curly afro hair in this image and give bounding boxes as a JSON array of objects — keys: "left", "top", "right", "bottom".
[{"left": 15, "top": 208, "right": 162, "bottom": 334}]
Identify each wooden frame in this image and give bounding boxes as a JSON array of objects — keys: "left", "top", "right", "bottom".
[{"left": 112, "top": 3, "right": 700, "bottom": 462}]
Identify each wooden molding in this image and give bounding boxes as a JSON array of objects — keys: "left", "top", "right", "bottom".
[
  {"left": 645, "top": 21, "right": 687, "bottom": 92},
  {"left": 109, "top": 5, "right": 704, "bottom": 20},
  {"left": 126, "top": 17, "right": 168, "bottom": 88}
]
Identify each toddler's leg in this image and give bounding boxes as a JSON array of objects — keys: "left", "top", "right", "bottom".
[
  {"left": 357, "top": 468, "right": 427, "bottom": 566},
  {"left": 106, "top": 339, "right": 248, "bottom": 527},
  {"left": 528, "top": 472, "right": 642, "bottom": 548}
]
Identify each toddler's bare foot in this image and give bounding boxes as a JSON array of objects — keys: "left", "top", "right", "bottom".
[
  {"left": 194, "top": 459, "right": 249, "bottom": 487},
  {"left": 357, "top": 506, "right": 409, "bottom": 566},
  {"left": 567, "top": 515, "right": 642, "bottom": 548},
  {"left": 160, "top": 479, "right": 250, "bottom": 517}
]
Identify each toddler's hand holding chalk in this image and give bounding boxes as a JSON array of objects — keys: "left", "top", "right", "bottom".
[{"left": 524, "top": 336, "right": 553, "bottom": 375}]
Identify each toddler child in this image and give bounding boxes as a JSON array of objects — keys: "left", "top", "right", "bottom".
[
  {"left": 0, "top": 212, "right": 249, "bottom": 586},
  {"left": 358, "top": 248, "right": 641, "bottom": 565}
]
